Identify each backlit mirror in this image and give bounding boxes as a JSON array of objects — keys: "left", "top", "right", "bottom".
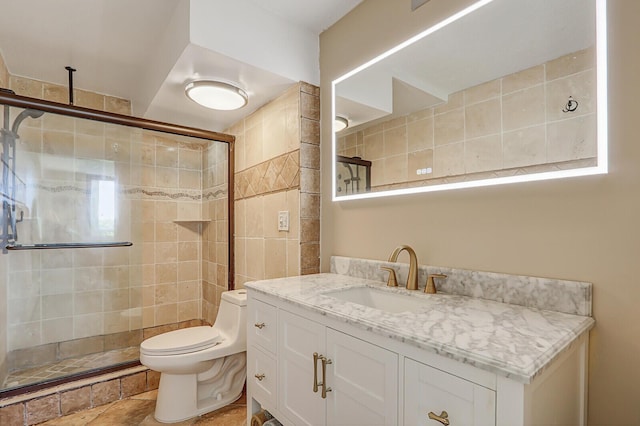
[{"left": 332, "top": 0, "right": 607, "bottom": 200}]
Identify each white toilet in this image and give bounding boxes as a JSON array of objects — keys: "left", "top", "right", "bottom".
[{"left": 140, "top": 289, "right": 247, "bottom": 423}]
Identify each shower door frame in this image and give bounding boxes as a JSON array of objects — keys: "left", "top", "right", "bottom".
[
  {"left": 0, "top": 90, "right": 236, "bottom": 397},
  {"left": 0, "top": 90, "right": 235, "bottom": 291}
]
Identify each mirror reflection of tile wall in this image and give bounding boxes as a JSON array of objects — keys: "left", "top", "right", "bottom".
[{"left": 337, "top": 48, "right": 595, "bottom": 191}]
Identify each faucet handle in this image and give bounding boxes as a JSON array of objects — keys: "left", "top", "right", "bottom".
[
  {"left": 380, "top": 267, "right": 398, "bottom": 287},
  {"left": 425, "top": 273, "right": 447, "bottom": 294}
]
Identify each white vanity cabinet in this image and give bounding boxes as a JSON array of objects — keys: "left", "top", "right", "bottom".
[
  {"left": 248, "top": 294, "right": 398, "bottom": 426},
  {"left": 246, "top": 288, "right": 589, "bottom": 426},
  {"left": 404, "top": 358, "right": 495, "bottom": 426}
]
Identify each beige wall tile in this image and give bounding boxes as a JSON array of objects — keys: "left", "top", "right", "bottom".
[
  {"left": 156, "top": 145, "right": 179, "bottom": 168},
  {"left": 546, "top": 70, "right": 595, "bottom": 122},
  {"left": 464, "top": 79, "right": 501, "bottom": 105},
  {"left": 408, "top": 117, "right": 434, "bottom": 152},
  {"left": 178, "top": 260, "right": 199, "bottom": 281},
  {"left": 384, "top": 154, "right": 408, "bottom": 184},
  {"left": 244, "top": 123, "right": 264, "bottom": 168},
  {"left": 263, "top": 191, "right": 287, "bottom": 238},
  {"left": 103, "top": 311, "right": 129, "bottom": 334},
  {"left": 547, "top": 114, "right": 597, "bottom": 162},
  {"left": 155, "top": 222, "right": 177, "bottom": 242},
  {"left": 246, "top": 239, "right": 265, "bottom": 280},
  {"left": 502, "top": 85, "right": 545, "bottom": 131},
  {"left": 75, "top": 90, "right": 105, "bottom": 110},
  {"left": 178, "top": 280, "right": 199, "bottom": 302},
  {"left": 105, "top": 96, "right": 131, "bottom": 115},
  {"left": 384, "top": 126, "right": 407, "bottom": 157},
  {"left": 155, "top": 303, "right": 178, "bottom": 325},
  {"left": 286, "top": 240, "right": 300, "bottom": 277},
  {"left": 546, "top": 47, "right": 595, "bottom": 81},
  {"left": 43, "top": 83, "right": 69, "bottom": 104},
  {"left": 178, "top": 242, "right": 199, "bottom": 262},
  {"left": 434, "top": 91, "right": 463, "bottom": 114},
  {"left": 503, "top": 125, "right": 547, "bottom": 168},
  {"left": 434, "top": 142, "right": 465, "bottom": 178},
  {"left": 265, "top": 239, "right": 286, "bottom": 279},
  {"left": 407, "top": 149, "right": 434, "bottom": 181},
  {"left": 502, "top": 64, "right": 544, "bottom": 94},
  {"left": 155, "top": 263, "right": 177, "bottom": 284},
  {"left": 179, "top": 169, "right": 200, "bottom": 189},
  {"left": 364, "top": 132, "right": 384, "bottom": 160},
  {"left": 10, "top": 76, "right": 43, "bottom": 98},
  {"left": 178, "top": 300, "right": 199, "bottom": 321},
  {"left": 434, "top": 108, "right": 464, "bottom": 146},
  {"left": 464, "top": 134, "right": 502, "bottom": 174},
  {"left": 245, "top": 196, "right": 264, "bottom": 237},
  {"left": 465, "top": 98, "right": 501, "bottom": 139}
]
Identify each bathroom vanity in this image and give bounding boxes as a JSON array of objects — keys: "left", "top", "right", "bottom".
[{"left": 245, "top": 265, "right": 593, "bottom": 426}]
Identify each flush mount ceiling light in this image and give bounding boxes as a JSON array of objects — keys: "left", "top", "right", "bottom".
[
  {"left": 185, "top": 80, "right": 248, "bottom": 111},
  {"left": 334, "top": 116, "right": 349, "bottom": 132}
]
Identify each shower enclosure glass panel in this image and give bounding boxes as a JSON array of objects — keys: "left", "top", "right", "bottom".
[{"left": 0, "top": 102, "right": 231, "bottom": 394}]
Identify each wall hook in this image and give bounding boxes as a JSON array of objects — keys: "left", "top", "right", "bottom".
[{"left": 562, "top": 96, "right": 579, "bottom": 113}]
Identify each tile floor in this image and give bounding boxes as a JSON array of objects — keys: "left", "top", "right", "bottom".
[
  {"left": 2, "top": 347, "right": 139, "bottom": 391},
  {"left": 39, "top": 389, "right": 246, "bottom": 426}
]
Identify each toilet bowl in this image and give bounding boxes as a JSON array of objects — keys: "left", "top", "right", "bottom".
[{"left": 140, "top": 289, "right": 247, "bottom": 423}]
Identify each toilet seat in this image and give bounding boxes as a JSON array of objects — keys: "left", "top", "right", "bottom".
[{"left": 141, "top": 326, "right": 222, "bottom": 356}]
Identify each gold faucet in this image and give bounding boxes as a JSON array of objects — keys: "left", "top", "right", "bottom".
[{"left": 387, "top": 245, "right": 419, "bottom": 290}]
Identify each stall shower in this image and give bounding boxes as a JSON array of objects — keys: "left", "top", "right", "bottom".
[{"left": 0, "top": 91, "right": 233, "bottom": 395}]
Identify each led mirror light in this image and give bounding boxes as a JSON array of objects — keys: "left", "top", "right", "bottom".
[
  {"left": 334, "top": 116, "right": 349, "bottom": 132},
  {"left": 185, "top": 80, "right": 248, "bottom": 111},
  {"left": 331, "top": 0, "right": 608, "bottom": 202}
]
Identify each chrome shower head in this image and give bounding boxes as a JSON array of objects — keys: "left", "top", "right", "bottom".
[{"left": 11, "top": 108, "right": 44, "bottom": 135}]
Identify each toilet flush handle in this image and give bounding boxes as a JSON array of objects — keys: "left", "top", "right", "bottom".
[{"left": 254, "top": 322, "right": 266, "bottom": 329}]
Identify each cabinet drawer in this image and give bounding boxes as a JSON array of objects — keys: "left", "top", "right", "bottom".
[
  {"left": 404, "top": 358, "right": 495, "bottom": 426},
  {"left": 248, "top": 345, "right": 277, "bottom": 409},
  {"left": 249, "top": 298, "right": 277, "bottom": 353}
]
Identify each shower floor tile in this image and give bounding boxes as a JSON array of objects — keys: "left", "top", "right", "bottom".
[{"left": 2, "top": 346, "right": 139, "bottom": 390}]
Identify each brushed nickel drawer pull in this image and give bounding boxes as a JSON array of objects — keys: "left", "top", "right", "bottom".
[
  {"left": 254, "top": 322, "right": 266, "bottom": 329},
  {"left": 428, "top": 411, "right": 450, "bottom": 425},
  {"left": 254, "top": 373, "right": 266, "bottom": 381}
]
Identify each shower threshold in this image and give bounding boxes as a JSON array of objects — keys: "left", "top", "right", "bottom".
[{"left": 1, "top": 346, "right": 139, "bottom": 396}]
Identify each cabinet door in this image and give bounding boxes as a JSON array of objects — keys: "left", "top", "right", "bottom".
[
  {"left": 278, "top": 310, "right": 326, "bottom": 426},
  {"left": 248, "top": 298, "right": 278, "bottom": 354},
  {"left": 326, "top": 328, "right": 398, "bottom": 426},
  {"left": 247, "top": 345, "right": 277, "bottom": 411},
  {"left": 404, "top": 358, "right": 495, "bottom": 426}
]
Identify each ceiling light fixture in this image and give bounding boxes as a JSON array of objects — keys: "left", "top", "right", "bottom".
[
  {"left": 334, "top": 116, "right": 349, "bottom": 132},
  {"left": 185, "top": 80, "right": 248, "bottom": 111}
]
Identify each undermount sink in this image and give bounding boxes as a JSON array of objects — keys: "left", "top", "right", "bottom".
[{"left": 324, "top": 286, "right": 427, "bottom": 313}]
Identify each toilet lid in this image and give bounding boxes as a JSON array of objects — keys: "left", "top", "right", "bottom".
[{"left": 141, "top": 326, "right": 222, "bottom": 355}]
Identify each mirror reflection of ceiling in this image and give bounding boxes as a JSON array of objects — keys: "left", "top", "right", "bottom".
[{"left": 336, "top": 0, "right": 596, "bottom": 130}]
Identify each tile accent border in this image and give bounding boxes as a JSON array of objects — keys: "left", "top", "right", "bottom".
[
  {"left": 234, "top": 151, "right": 300, "bottom": 200},
  {"left": 330, "top": 256, "right": 592, "bottom": 316}
]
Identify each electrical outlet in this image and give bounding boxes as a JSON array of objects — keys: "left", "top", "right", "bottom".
[{"left": 278, "top": 211, "right": 290, "bottom": 232}]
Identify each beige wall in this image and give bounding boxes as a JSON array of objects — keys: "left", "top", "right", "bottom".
[
  {"left": 320, "top": 1, "right": 640, "bottom": 424},
  {"left": 229, "top": 82, "right": 321, "bottom": 289}
]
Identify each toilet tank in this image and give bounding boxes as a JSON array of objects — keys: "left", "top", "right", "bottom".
[{"left": 213, "top": 289, "right": 247, "bottom": 345}]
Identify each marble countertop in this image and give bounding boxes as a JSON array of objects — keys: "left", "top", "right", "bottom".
[{"left": 245, "top": 273, "right": 595, "bottom": 384}]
